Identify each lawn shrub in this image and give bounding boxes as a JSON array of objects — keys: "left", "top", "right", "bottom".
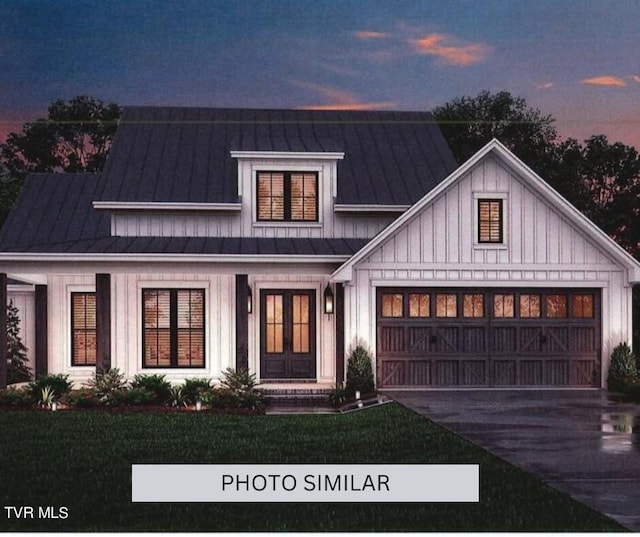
[
  {"left": 86, "top": 368, "right": 127, "bottom": 403},
  {"left": 181, "top": 377, "right": 212, "bottom": 403},
  {"left": 27, "top": 374, "right": 72, "bottom": 401},
  {"left": 64, "top": 389, "right": 102, "bottom": 408},
  {"left": 345, "top": 345, "right": 375, "bottom": 396},
  {"left": 327, "top": 382, "right": 348, "bottom": 406},
  {"left": 167, "top": 385, "right": 188, "bottom": 408},
  {"left": 0, "top": 387, "right": 33, "bottom": 407},
  {"left": 130, "top": 374, "right": 171, "bottom": 404},
  {"left": 219, "top": 368, "right": 264, "bottom": 410},
  {"left": 607, "top": 342, "right": 638, "bottom": 392},
  {"left": 110, "top": 388, "right": 155, "bottom": 406}
]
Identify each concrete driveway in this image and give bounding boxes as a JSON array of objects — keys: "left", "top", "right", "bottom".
[{"left": 386, "top": 389, "right": 640, "bottom": 531}]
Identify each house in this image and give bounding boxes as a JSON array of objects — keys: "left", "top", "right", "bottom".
[{"left": 1, "top": 107, "right": 638, "bottom": 390}]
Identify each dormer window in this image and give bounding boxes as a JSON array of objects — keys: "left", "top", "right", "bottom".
[{"left": 257, "top": 171, "right": 318, "bottom": 222}]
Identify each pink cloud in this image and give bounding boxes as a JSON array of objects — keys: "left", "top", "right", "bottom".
[
  {"left": 632, "top": 75, "right": 640, "bottom": 84},
  {"left": 410, "top": 33, "right": 489, "bottom": 66},
  {"left": 291, "top": 80, "right": 396, "bottom": 111},
  {"left": 536, "top": 82, "right": 554, "bottom": 90},
  {"left": 354, "top": 30, "right": 390, "bottom": 40},
  {"left": 581, "top": 76, "right": 627, "bottom": 87}
]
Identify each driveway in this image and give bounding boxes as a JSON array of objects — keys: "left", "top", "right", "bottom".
[{"left": 386, "top": 390, "right": 640, "bottom": 531}]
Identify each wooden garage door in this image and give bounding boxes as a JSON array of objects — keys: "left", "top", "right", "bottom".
[{"left": 376, "top": 288, "right": 601, "bottom": 388}]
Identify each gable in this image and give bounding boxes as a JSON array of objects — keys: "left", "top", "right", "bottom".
[{"left": 334, "top": 140, "right": 640, "bottom": 283}]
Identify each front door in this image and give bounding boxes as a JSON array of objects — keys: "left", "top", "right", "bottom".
[{"left": 260, "top": 289, "right": 316, "bottom": 380}]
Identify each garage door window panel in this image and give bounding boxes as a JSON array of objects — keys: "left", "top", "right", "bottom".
[
  {"left": 494, "top": 294, "right": 515, "bottom": 318},
  {"left": 436, "top": 294, "right": 457, "bottom": 318},
  {"left": 520, "top": 294, "right": 541, "bottom": 318},
  {"left": 409, "top": 293, "right": 430, "bottom": 317},
  {"left": 573, "top": 294, "right": 594, "bottom": 318},
  {"left": 381, "top": 293, "right": 403, "bottom": 318},
  {"left": 546, "top": 294, "right": 568, "bottom": 318},
  {"left": 463, "top": 294, "right": 484, "bottom": 318}
]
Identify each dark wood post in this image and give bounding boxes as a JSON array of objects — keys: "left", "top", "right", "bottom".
[
  {"left": 35, "top": 285, "right": 48, "bottom": 378},
  {"left": 335, "top": 282, "right": 345, "bottom": 385},
  {"left": 0, "top": 273, "right": 7, "bottom": 388},
  {"left": 95, "top": 273, "right": 111, "bottom": 373},
  {"left": 235, "top": 274, "right": 249, "bottom": 371}
]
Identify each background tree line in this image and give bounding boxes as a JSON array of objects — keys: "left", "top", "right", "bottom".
[{"left": 0, "top": 91, "right": 638, "bottom": 348}]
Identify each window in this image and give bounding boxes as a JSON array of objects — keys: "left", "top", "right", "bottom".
[
  {"left": 519, "top": 294, "right": 541, "bottom": 318},
  {"left": 381, "top": 294, "right": 403, "bottom": 318},
  {"left": 573, "top": 294, "right": 594, "bottom": 318},
  {"left": 463, "top": 293, "right": 484, "bottom": 318},
  {"left": 436, "top": 294, "right": 457, "bottom": 318},
  {"left": 409, "top": 293, "right": 430, "bottom": 317},
  {"left": 143, "top": 289, "right": 205, "bottom": 368},
  {"left": 478, "top": 199, "right": 503, "bottom": 243},
  {"left": 546, "top": 294, "right": 568, "bottom": 318},
  {"left": 493, "top": 294, "right": 515, "bottom": 318},
  {"left": 71, "top": 292, "right": 96, "bottom": 366},
  {"left": 257, "top": 171, "right": 318, "bottom": 222}
]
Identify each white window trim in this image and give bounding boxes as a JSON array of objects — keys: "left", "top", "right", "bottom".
[{"left": 473, "top": 192, "right": 509, "bottom": 250}]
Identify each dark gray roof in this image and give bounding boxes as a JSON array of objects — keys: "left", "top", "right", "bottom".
[
  {"left": 0, "top": 106, "right": 456, "bottom": 255},
  {"left": 100, "top": 107, "right": 457, "bottom": 205},
  {"left": 1, "top": 236, "right": 368, "bottom": 256},
  {"left": 0, "top": 173, "right": 110, "bottom": 251}
]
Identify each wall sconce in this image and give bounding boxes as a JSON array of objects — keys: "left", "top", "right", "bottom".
[
  {"left": 247, "top": 285, "right": 253, "bottom": 314},
  {"left": 324, "top": 284, "right": 334, "bottom": 314}
]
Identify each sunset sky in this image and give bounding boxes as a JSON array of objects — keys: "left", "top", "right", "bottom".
[{"left": 1, "top": 0, "right": 639, "bottom": 148}]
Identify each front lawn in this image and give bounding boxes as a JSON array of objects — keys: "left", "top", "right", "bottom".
[{"left": 0, "top": 404, "right": 624, "bottom": 531}]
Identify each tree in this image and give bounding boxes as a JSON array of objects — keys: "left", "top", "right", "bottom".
[
  {"left": 1, "top": 95, "right": 121, "bottom": 180},
  {"left": 433, "top": 90, "right": 560, "bottom": 179},
  {"left": 7, "top": 300, "right": 31, "bottom": 384}
]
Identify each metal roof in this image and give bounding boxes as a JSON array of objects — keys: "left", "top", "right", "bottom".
[{"left": 100, "top": 107, "right": 457, "bottom": 205}]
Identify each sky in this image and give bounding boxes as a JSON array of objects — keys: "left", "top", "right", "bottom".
[{"left": 1, "top": 0, "right": 639, "bottom": 148}]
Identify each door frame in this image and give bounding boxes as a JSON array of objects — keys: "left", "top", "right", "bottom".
[{"left": 252, "top": 281, "right": 321, "bottom": 382}]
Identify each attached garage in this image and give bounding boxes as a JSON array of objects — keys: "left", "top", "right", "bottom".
[{"left": 376, "top": 287, "right": 601, "bottom": 388}]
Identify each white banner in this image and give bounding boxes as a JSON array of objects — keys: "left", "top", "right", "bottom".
[{"left": 132, "top": 464, "right": 479, "bottom": 503}]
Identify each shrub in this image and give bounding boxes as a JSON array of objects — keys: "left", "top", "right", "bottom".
[
  {"left": 327, "top": 382, "right": 348, "bottom": 406},
  {"left": 607, "top": 342, "right": 638, "bottom": 392},
  {"left": 167, "top": 385, "right": 188, "bottom": 408},
  {"left": 6, "top": 300, "right": 31, "bottom": 384},
  {"left": 202, "top": 369, "right": 265, "bottom": 411},
  {"left": 130, "top": 374, "right": 171, "bottom": 404},
  {"left": 0, "top": 387, "right": 33, "bottom": 407},
  {"left": 345, "top": 345, "right": 375, "bottom": 396},
  {"left": 86, "top": 368, "right": 127, "bottom": 403},
  {"left": 37, "top": 386, "right": 56, "bottom": 407},
  {"left": 110, "top": 388, "right": 155, "bottom": 406},
  {"left": 27, "top": 374, "right": 72, "bottom": 401},
  {"left": 220, "top": 368, "right": 258, "bottom": 393},
  {"left": 182, "top": 378, "right": 212, "bottom": 403},
  {"left": 64, "top": 389, "right": 101, "bottom": 408}
]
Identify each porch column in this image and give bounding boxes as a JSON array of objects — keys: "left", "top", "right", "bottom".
[
  {"left": 0, "top": 273, "right": 7, "bottom": 388},
  {"left": 235, "top": 274, "right": 249, "bottom": 371},
  {"left": 335, "top": 282, "right": 345, "bottom": 385},
  {"left": 34, "top": 285, "right": 48, "bottom": 378},
  {"left": 95, "top": 273, "right": 111, "bottom": 373}
]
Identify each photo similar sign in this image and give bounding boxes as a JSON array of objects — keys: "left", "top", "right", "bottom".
[{"left": 132, "top": 464, "right": 479, "bottom": 503}]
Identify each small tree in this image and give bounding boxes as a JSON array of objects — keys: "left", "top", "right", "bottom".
[
  {"left": 607, "top": 342, "right": 637, "bottom": 392},
  {"left": 7, "top": 300, "right": 31, "bottom": 384},
  {"left": 345, "top": 345, "right": 375, "bottom": 396}
]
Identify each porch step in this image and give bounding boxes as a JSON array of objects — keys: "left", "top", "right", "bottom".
[{"left": 260, "top": 387, "right": 334, "bottom": 408}]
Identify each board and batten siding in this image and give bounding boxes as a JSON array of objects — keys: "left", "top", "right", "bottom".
[
  {"left": 7, "top": 288, "right": 36, "bottom": 375},
  {"left": 343, "top": 156, "right": 633, "bottom": 387},
  {"left": 110, "top": 158, "right": 395, "bottom": 239}
]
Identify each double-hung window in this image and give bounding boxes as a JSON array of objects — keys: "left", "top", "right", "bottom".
[
  {"left": 257, "top": 171, "right": 318, "bottom": 222},
  {"left": 478, "top": 199, "right": 503, "bottom": 243},
  {"left": 71, "top": 292, "right": 96, "bottom": 366},
  {"left": 143, "top": 289, "right": 205, "bottom": 368}
]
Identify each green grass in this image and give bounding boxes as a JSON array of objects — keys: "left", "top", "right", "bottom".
[{"left": 0, "top": 404, "right": 624, "bottom": 532}]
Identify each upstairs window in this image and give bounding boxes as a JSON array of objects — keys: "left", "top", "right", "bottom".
[
  {"left": 478, "top": 199, "right": 503, "bottom": 243},
  {"left": 71, "top": 292, "right": 96, "bottom": 366},
  {"left": 257, "top": 171, "right": 318, "bottom": 222}
]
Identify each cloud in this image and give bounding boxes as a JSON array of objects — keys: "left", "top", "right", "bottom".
[
  {"left": 410, "top": 33, "right": 489, "bottom": 66},
  {"left": 536, "top": 82, "right": 554, "bottom": 90},
  {"left": 354, "top": 30, "right": 390, "bottom": 40},
  {"left": 632, "top": 75, "right": 640, "bottom": 84},
  {"left": 581, "top": 76, "right": 627, "bottom": 87},
  {"left": 290, "top": 80, "right": 396, "bottom": 111}
]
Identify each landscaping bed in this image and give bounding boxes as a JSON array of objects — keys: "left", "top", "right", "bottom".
[{"left": 0, "top": 403, "right": 623, "bottom": 532}]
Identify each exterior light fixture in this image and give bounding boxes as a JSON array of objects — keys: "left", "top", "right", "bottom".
[
  {"left": 324, "top": 284, "right": 334, "bottom": 314},
  {"left": 51, "top": 401, "right": 58, "bottom": 412},
  {"left": 195, "top": 399, "right": 202, "bottom": 412},
  {"left": 247, "top": 285, "right": 253, "bottom": 314}
]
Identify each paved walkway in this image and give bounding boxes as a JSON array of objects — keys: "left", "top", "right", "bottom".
[{"left": 386, "top": 389, "right": 640, "bottom": 531}]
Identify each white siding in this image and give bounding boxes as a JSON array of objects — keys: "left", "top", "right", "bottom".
[
  {"left": 110, "top": 158, "right": 394, "bottom": 239},
  {"left": 7, "top": 289, "right": 36, "bottom": 376},
  {"left": 344, "top": 156, "right": 634, "bottom": 387}
]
